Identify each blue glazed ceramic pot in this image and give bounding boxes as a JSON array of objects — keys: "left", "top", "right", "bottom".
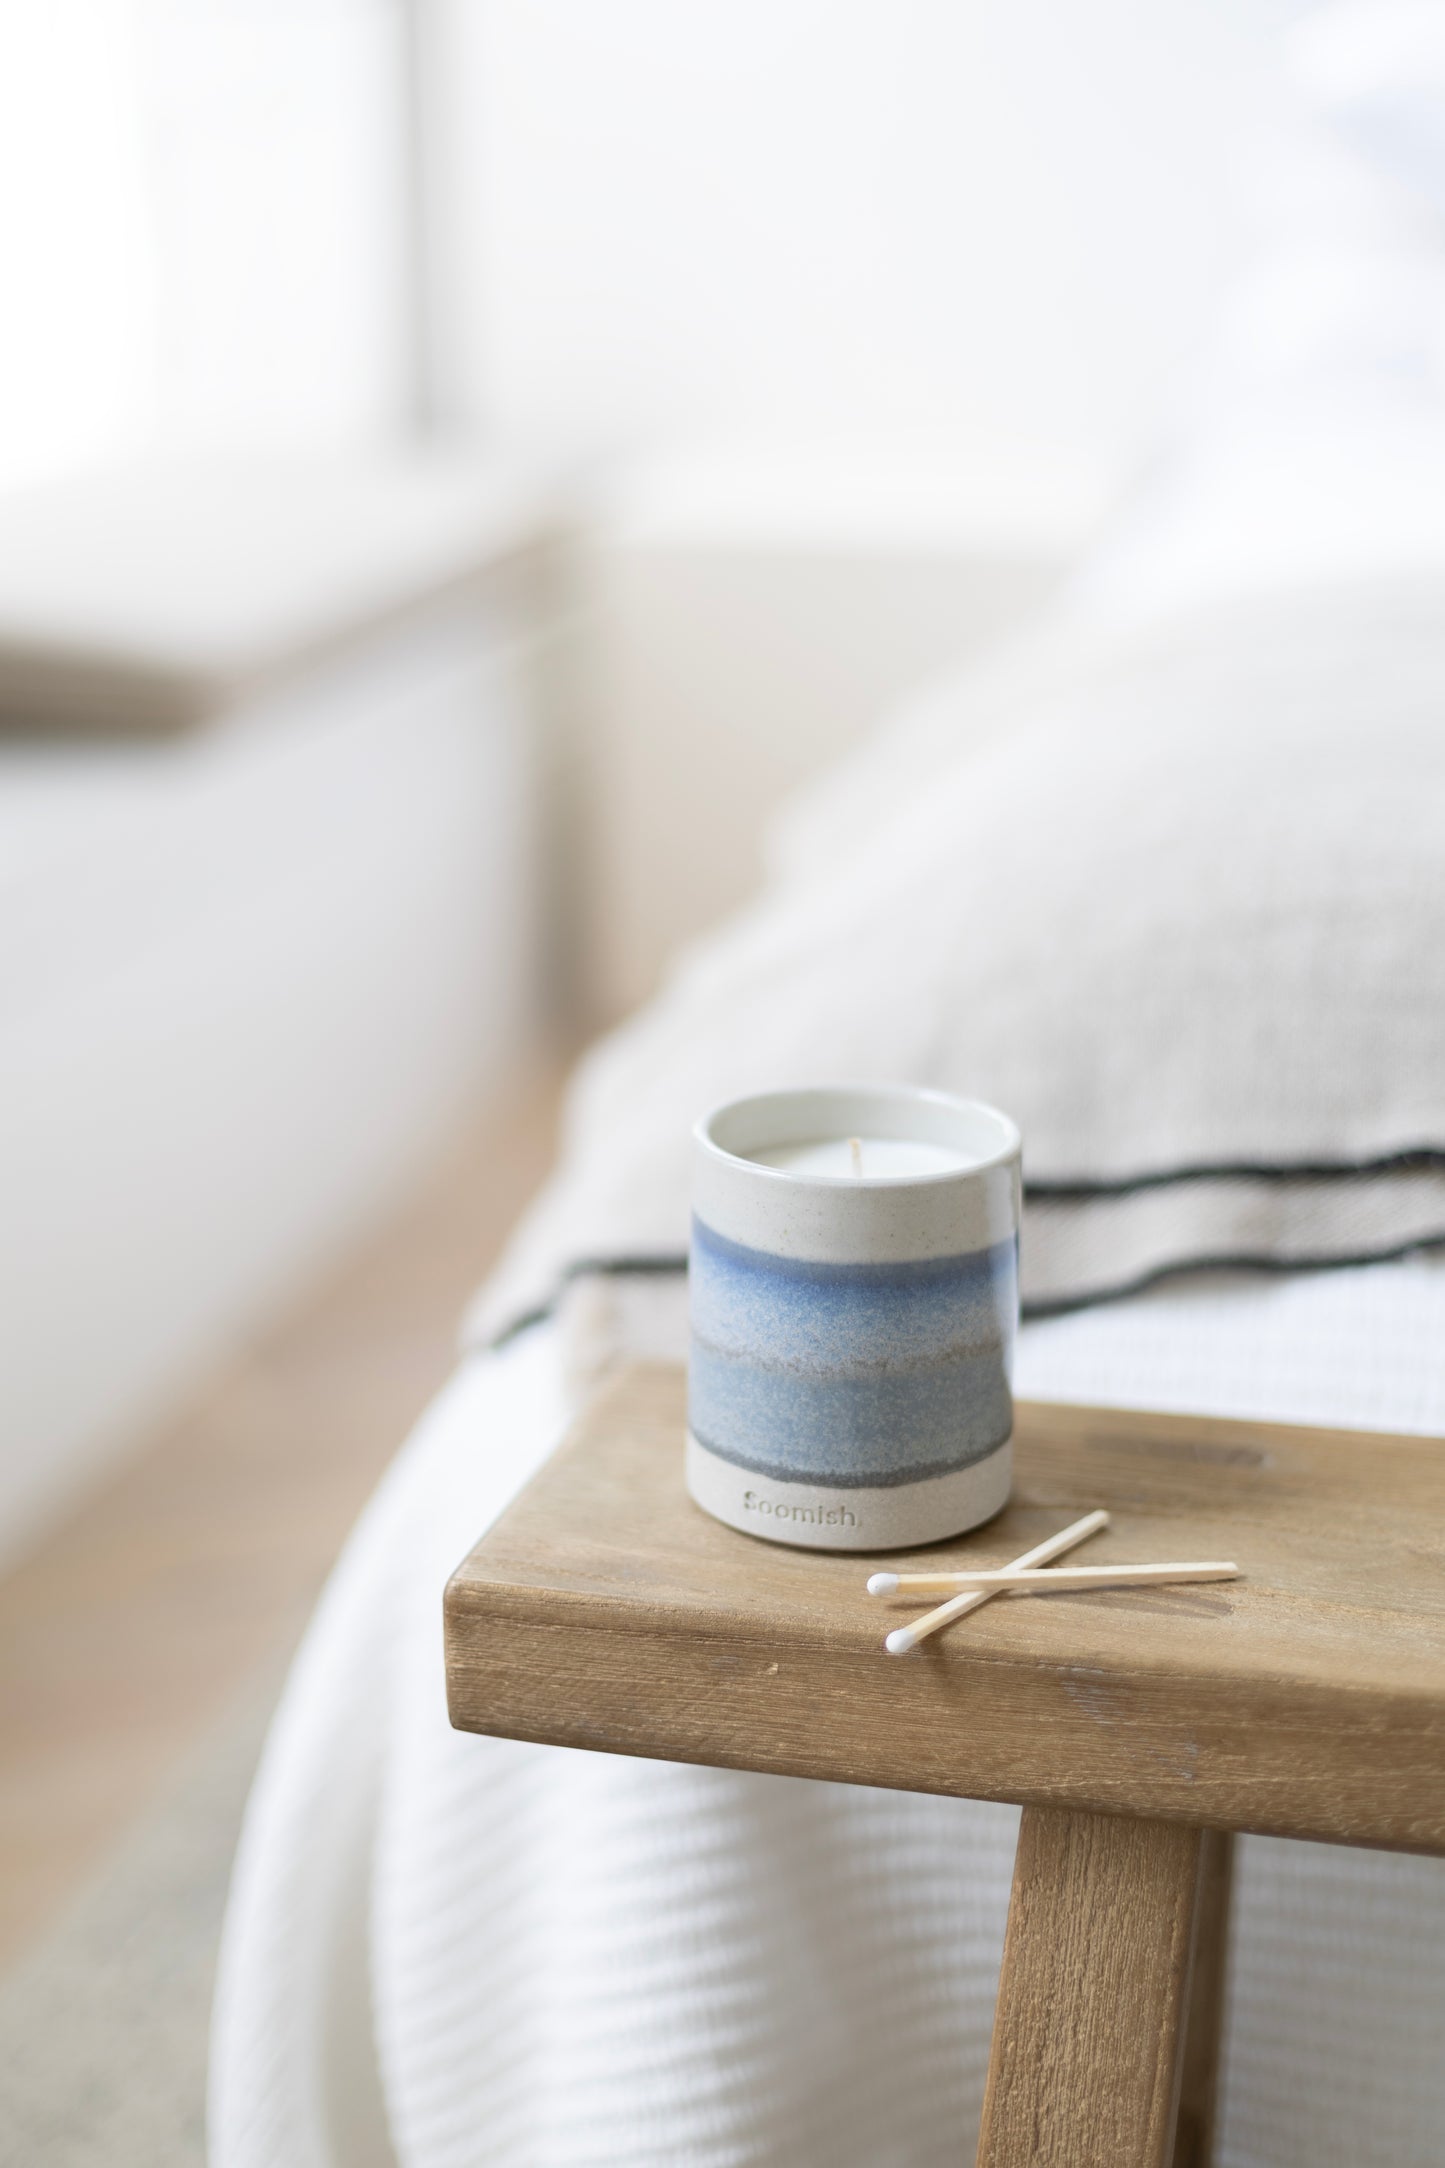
[{"left": 687, "top": 1086, "right": 1021, "bottom": 1550}]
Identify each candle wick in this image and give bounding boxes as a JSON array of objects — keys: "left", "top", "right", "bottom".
[{"left": 849, "top": 1135, "right": 863, "bottom": 1178}]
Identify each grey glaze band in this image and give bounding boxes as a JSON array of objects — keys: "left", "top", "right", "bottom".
[{"left": 686, "top": 1432, "right": 1013, "bottom": 1552}]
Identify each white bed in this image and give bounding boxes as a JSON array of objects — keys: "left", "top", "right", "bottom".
[{"left": 210, "top": 1255, "right": 1445, "bottom": 2168}]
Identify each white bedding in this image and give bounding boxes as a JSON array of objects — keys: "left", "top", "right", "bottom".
[{"left": 211, "top": 1253, "right": 1445, "bottom": 2168}]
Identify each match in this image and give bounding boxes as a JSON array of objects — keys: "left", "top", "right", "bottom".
[
  {"left": 870, "top": 1559, "right": 1237, "bottom": 1598},
  {"left": 881, "top": 1507, "right": 1109, "bottom": 1655}
]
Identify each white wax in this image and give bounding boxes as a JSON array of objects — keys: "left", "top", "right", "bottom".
[{"left": 746, "top": 1135, "right": 978, "bottom": 1180}]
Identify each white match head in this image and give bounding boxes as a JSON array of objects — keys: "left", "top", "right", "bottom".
[
  {"left": 866, "top": 1572, "right": 899, "bottom": 1596},
  {"left": 884, "top": 1626, "right": 917, "bottom": 1655}
]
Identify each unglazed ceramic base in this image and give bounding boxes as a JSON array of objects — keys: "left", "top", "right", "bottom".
[{"left": 686, "top": 1430, "right": 1012, "bottom": 1552}]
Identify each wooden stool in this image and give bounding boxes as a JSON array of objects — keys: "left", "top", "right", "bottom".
[{"left": 445, "top": 1365, "right": 1445, "bottom": 2166}]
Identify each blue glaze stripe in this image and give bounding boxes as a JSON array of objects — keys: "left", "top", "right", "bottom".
[{"left": 688, "top": 1213, "right": 1016, "bottom": 1489}]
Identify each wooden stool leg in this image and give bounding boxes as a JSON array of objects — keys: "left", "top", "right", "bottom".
[
  {"left": 1171, "top": 1830, "right": 1234, "bottom": 2168},
  {"left": 976, "top": 1807, "right": 1212, "bottom": 2168}
]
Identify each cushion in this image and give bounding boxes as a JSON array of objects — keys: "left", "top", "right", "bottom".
[{"left": 475, "top": 574, "right": 1445, "bottom": 1336}]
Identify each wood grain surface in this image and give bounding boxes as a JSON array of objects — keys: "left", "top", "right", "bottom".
[
  {"left": 1171, "top": 1830, "right": 1234, "bottom": 2168},
  {"left": 975, "top": 1807, "right": 1206, "bottom": 2168},
  {"left": 445, "top": 1362, "right": 1445, "bottom": 1853}
]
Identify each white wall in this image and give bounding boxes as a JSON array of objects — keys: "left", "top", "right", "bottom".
[
  {"left": 436, "top": 2, "right": 1293, "bottom": 1016},
  {"left": 0, "top": 0, "right": 1295, "bottom": 487},
  {"left": 450, "top": 0, "right": 1285, "bottom": 472},
  {"left": 0, "top": 0, "right": 408, "bottom": 491},
  {"left": 566, "top": 440, "right": 1106, "bottom": 1019}
]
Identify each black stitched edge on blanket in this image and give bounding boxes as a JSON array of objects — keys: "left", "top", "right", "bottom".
[
  {"left": 485, "top": 1229, "right": 1445, "bottom": 1348},
  {"left": 1017, "top": 1229, "right": 1445, "bottom": 1318},
  {"left": 1026, "top": 1144, "right": 1445, "bottom": 1198},
  {"left": 488, "top": 1254, "right": 691, "bottom": 1349}
]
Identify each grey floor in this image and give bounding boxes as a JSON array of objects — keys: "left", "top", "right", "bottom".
[{"left": 0, "top": 1662, "right": 280, "bottom": 2168}]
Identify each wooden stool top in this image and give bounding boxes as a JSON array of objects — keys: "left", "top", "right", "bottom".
[{"left": 445, "top": 1363, "right": 1445, "bottom": 1856}]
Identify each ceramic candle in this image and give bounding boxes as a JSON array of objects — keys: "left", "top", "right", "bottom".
[{"left": 688, "top": 1085, "right": 1021, "bottom": 1551}]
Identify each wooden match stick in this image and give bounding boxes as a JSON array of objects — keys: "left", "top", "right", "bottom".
[
  {"left": 882, "top": 1507, "right": 1109, "bottom": 1655},
  {"left": 870, "top": 1560, "right": 1238, "bottom": 1597}
]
